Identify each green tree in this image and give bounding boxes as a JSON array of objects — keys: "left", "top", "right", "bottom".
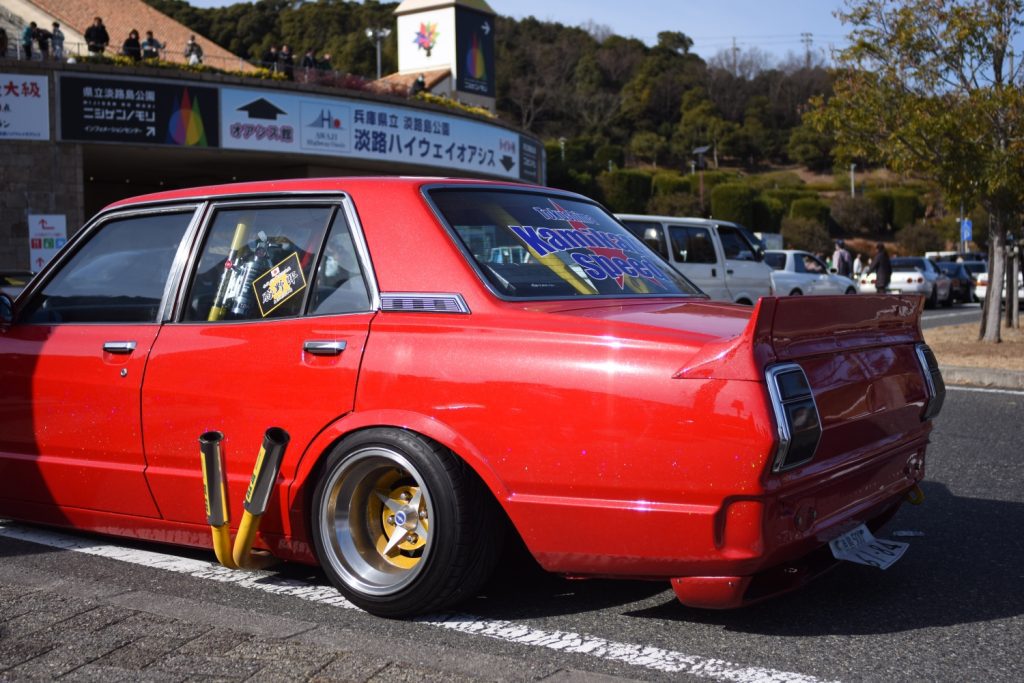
[{"left": 809, "top": 0, "right": 1024, "bottom": 340}]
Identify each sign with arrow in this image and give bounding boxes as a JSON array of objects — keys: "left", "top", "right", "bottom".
[{"left": 28, "top": 214, "right": 67, "bottom": 274}]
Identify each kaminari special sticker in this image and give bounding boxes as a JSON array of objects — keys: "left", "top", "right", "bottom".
[{"left": 252, "top": 251, "right": 307, "bottom": 317}]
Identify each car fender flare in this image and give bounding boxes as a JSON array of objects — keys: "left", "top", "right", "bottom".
[{"left": 285, "top": 408, "right": 512, "bottom": 518}]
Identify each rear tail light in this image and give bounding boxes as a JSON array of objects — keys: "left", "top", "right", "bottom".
[
  {"left": 914, "top": 343, "right": 945, "bottom": 420},
  {"left": 765, "top": 364, "right": 822, "bottom": 472}
]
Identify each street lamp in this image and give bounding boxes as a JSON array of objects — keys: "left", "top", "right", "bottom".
[{"left": 365, "top": 27, "right": 391, "bottom": 80}]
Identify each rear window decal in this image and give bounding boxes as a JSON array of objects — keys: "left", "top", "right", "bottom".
[{"left": 253, "top": 251, "right": 307, "bottom": 317}]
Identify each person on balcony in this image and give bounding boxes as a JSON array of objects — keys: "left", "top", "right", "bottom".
[
  {"left": 122, "top": 29, "right": 142, "bottom": 61},
  {"left": 85, "top": 17, "right": 109, "bottom": 58}
]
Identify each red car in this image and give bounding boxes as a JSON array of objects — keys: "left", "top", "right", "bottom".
[{"left": 0, "top": 178, "right": 943, "bottom": 617}]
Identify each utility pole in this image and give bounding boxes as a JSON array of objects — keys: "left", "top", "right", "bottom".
[
  {"left": 731, "top": 37, "right": 739, "bottom": 75},
  {"left": 801, "top": 32, "right": 813, "bottom": 69},
  {"left": 365, "top": 27, "right": 391, "bottom": 80}
]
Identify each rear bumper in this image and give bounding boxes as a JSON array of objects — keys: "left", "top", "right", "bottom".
[{"left": 670, "top": 438, "right": 927, "bottom": 609}]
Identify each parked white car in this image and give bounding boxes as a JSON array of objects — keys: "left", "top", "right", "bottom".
[
  {"left": 615, "top": 215, "right": 773, "bottom": 304},
  {"left": 858, "top": 257, "right": 953, "bottom": 307},
  {"left": 764, "top": 250, "right": 859, "bottom": 296},
  {"left": 975, "top": 267, "right": 1024, "bottom": 305}
]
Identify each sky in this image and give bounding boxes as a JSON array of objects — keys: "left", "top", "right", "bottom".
[{"left": 186, "top": 0, "right": 851, "bottom": 63}]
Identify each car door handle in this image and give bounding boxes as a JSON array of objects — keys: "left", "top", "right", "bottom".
[
  {"left": 303, "top": 340, "right": 347, "bottom": 356},
  {"left": 726, "top": 269, "right": 734, "bottom": 275},
  {"left": 711, "top": 268, "right": 717, "bottom": 278},
  {"left": 103, "top": 341, "right": 137, "bottom": 354}
]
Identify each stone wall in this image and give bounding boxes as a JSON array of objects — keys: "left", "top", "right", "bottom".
[{"left": 0, "top": 142, "right": 84, "bottom": 270}]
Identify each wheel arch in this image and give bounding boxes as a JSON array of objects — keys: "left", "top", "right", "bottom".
[{"left": 285, "top": 409, "right": 513, "bottom": 543}]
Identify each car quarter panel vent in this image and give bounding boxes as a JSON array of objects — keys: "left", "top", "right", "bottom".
[{"left": 380, "top": 293, "right": 470, "bottom": 314}]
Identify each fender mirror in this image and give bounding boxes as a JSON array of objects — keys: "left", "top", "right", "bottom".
[{"left": 0, "top": 292, "right": 13, "bottom": 326}]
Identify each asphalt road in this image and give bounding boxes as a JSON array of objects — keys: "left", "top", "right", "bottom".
[
  {"left": 921, "top": 302, "right": 983, "bottom": 330},
  {"left": 2, "top": 386, "right": 1022, "bottom": 682}
]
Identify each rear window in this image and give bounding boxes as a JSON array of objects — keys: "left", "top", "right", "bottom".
[
  {"left": 764, "top": 253, "right": 786, "bottom": 270},
  {"left": 891, "top": 257, "right": 927, "bottom": 271},
  {"left": 429, "top": 189, "right": 701, "bottom": 299}
]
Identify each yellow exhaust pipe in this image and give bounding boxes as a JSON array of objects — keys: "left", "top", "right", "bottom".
[{"left": 198, "top": 428, "right": 290, "bottom": 570}]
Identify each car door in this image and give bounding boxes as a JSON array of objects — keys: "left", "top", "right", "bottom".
[
  {"left": 797, "top": 252, "right": 835, "bottom": 294},
  {"left": 716, "top": 224, "right": 772, "bottom": 302},
  {"left": 0, "top": 207, "right": 199, "bottom": 516},
  {"left": 140, "top": 200, "right": 376, "bottom": 527},
  {"left": 667, "top": 223, "right": 729, "bottom": 300}
]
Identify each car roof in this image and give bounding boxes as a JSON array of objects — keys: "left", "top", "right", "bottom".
[
  {"left": 766, "top": 249, "right": 809, "bottom": 256},
  {"left": 104, "top": 177, "right": 556, "bottom": 211}
]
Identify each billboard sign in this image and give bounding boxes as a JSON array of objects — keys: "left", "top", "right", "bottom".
[
  {"left": 28, "top": 214, "right": 67, "bottom": 273},
  {"left": 0, "top": 73, "right": 49, "bottom": 140},
  {"left": 455, "top": 8, "right": 495, "bottom": 97},
  {"left": 59, "top": 75, "right": 219, "bottom": 147}
]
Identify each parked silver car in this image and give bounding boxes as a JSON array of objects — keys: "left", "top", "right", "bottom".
[
  {"left": 764, "top": 250, "right": 858, "bottom": 296},
  {"left": 858, "top": 257, "right": 952, "bottom": 307}
]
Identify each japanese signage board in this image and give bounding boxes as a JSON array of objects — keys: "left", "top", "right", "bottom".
[
  {"left": 397, "top": 9, "right": 452, "bottom": 75},
  {"left": 59, "top": 74, "right": 219, "bottom": 147},
  {"left": 455, "top": 8, "right": 495, "bottom": 98},
  {"left": 222, "top": 85, "right": 536, "bottom": 182},
  {"left": 28, "top": 214, "right": 67, "bottom": 273},
  {"left": 0, "top": 73, "right": 49, "bottom": 140}
]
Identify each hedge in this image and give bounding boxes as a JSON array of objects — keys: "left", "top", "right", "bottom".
[
  {"left": 651, "top": 172, "right": 691, "bottom": 196},
  {"left": 753, "top": 195, "right": 785, "bottom": 233},
  {"left": 710, "top": 183, "right": 757, "bottom": 226},
  {"left": 597, "top": 169, "right": 652, "bottom": 213},
  {"left": 890, "top": 189, "right": 922, "bottom": 231},
  {"left": 789, "top": 197, "right": 831, "bottom": 226}
]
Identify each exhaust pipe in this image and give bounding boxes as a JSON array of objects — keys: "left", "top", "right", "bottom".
[
  {"left": 232, "top": 427, "right": 290, "bottom": 568},
  {"left": 198, "top": 427, "right": 290, "bottom": 570},
  {"left": 199, "top": 431, "right": 237, "bottom": 569}
]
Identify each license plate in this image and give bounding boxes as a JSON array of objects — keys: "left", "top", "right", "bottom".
[
  {"left": 829, "top": 523, "right": 908, "bottom": 570},
  {"left": 888, "top": 289, "right": 901, "bottom": 294}
]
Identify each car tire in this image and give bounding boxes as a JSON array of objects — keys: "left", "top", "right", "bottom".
[
  {"left": 927, "top": 287, "right": 938, "bottom": 309},
  {"left": 789, "top": 289, "right": 803, "bottom": 296},
  {"left": 943, "top": 290, "right": 954, "bottom": 307},
  {"left": 310, "top": 427, "right": 502, "bottom": 617},
  {"left": 845, "top": 287, "right": 857, "bottom": 295}
]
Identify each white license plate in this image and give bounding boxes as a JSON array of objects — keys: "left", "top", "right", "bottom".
[
  {"left": 829, "top": 523, "right": 908, "bottom": 570},
  {"left": 888, "top": 289, "right": 901, "bottom": 294}
]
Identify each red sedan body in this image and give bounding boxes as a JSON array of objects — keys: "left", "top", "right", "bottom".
[{"left": 0, "top": 178, "right": 942, "bottom": 616}]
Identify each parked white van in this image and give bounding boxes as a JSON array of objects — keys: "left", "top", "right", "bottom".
[{"left": 615, "top": 214, "right": 774, "bottom": 304}]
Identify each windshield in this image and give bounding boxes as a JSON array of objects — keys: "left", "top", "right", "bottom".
[{"left": 429, "top": 189, "right": 702, "bottom": 299}]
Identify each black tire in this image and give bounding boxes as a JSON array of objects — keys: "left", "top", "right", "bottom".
[
  {"left": 942, "top": 289, "right": 954, "bottom": 307},
  {"left": 789, "top": 289, "right": 803, "bottom": 296},
  {"left": 926, "top": 287, "right": 938, "bottom": 309},
  {"left": 310, "top": 427, "right": 502, "bottom": 617},
  {"left": 845, "top": 287, "right": 857, "bottom": 295}
]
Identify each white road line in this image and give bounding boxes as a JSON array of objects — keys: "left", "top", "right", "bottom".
[
  {"left": 946, "top": 385, "right": 1024, "bottom": 396},
  {"left": 0, "top": 521, "right": 831, "bottom": 683}
]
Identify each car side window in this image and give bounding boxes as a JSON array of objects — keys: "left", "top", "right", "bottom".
[
  {"left": 717, "top": 226, "right": 756, "bottom": 261},
  {"left": 620, "top": 221, "right": 668, "bottom": 259},
  {"left": 668, "top": 226, "right": 716, "bottom": 264},
  {"left": 764, "top": 253, "right": 785, "bottom": 270},
  {"left": 19, "top": 211, "right": 194, "bottom": 324},
  {"left": 184, "top": 206, "right": 332, "bottom": 322},
  {"left": 802, "top": 255, "right": 826, "bottom": 274},
  {"left": 309, "top": 213, "right": 371, "bottom": 315}
]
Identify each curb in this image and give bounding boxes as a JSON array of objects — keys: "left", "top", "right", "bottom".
[{"left": 940, "top": 365, "right": 1024, "bottom": 390}]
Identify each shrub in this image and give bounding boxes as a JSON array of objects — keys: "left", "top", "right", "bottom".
[
  {"left": 890, "top": 190, "right": 922, "bottom": 231},
  {"left": 763, "top": 188, "right": 816, "bottom": 215},
  {"left": 781, "top": 217, "right": 832, "bottom": 254},
  {"left": 896, "top": 221, "right": 944, "bottom": 255},
  {"left": 830, "top": 195, "right": 882, "bottom": 236},
  {"left": 594, "top": 144, "right": 624, "bottom": 171},
  {"left": 710, "top": 183, "right": 757, "bottom": 226},
  {"left": 789, "top": 197, "right": 830, "bottom": 226},
  {"left": 652, "top": 172, "right": 691, "bottom": 196},
  {"left": 866, "top": 190, "right": 895, "bottom": 231},
  {"left": 647, "top": 192, "right": 703, "bottom": 217},
  {"left": 747, "top": 171, "right": 806, "bottom": 190},
  {"left": 752, "top": 195, "right": 785, "bottom": 233},
  {"left": 597, "top": 169, "right": 652, "bottom": 213}
]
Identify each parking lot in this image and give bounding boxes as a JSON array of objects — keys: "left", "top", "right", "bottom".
[{"left": 2, "top": 385, "right": 1022, "bottom": 682}]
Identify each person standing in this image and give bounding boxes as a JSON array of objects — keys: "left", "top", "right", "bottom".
[
  {"left": 21, "top": 22, "right": 36, "bottom": 60},
  {"left": 51, "top": 23, "right": 65, "bottom": 61},
  {"left": 261, "top": 45, "right": 278, "bottom": 72},
  {"left": 852, "top": 252, "right": 864, "bottom": 278},
  {"left": 85, "top": 17, "right": 110, "bottom": 57},
  {"left": 279, "top": 44, "right": 294, "bottom": 80},
  {"left": 865, "top": 242, "right": 892, "bottom": 293},
  {"left": 141, "top": 30, "right": 164, "bottom": 60},
  {"left": 122, "top": 29, "right": 142, "bottom": 61},
  {"left": 184, "top": 35, "right": 203, "bottom": 65},
  {"left": 832, "top": 239, "right": 852, "bottom": 277},
  {"left": 34, "top": 24, "right": 52, "bottom": 60}
]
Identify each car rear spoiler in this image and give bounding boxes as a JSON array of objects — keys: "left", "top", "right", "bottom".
[{"left": 674, "top": 295, "right": 925, "bottom": 381}]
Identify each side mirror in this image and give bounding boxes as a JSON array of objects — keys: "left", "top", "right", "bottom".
[{"left": 0, "top": 293, "right": 13, "bottom": 326}]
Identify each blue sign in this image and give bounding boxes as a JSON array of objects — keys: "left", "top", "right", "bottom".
[{"left": 961, "top": 218, "right": 973, "bottom": 242}]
